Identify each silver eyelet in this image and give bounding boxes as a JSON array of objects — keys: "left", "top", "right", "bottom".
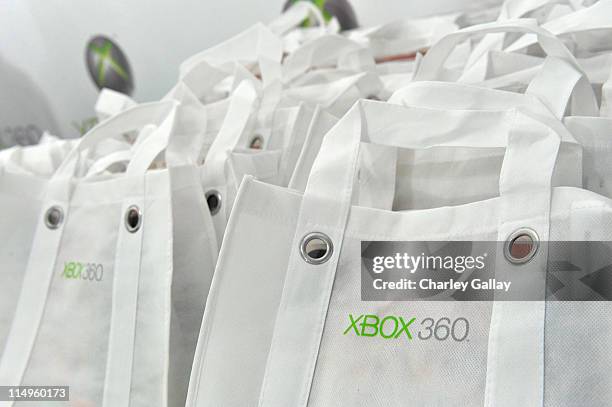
[
  {"left": 44, "top": 206, "right": 64, "bottom": 229},
  {"left": 249, "top": 135, "right": 264, "bottom": 150},
  {"left": 504, "top": 228, "right": 539, "bottom": 264},
  {"left": 125, "top": 205, "right": 142, "bottom": 233},
  {"left": 300, "top": 232, "right": 334, "bottom": 265},
  {"left": 205, "top": 190, "right": 222, "bottom": 216}
]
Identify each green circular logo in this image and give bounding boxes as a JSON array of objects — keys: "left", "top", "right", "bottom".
[
  {"left": 284, "top": 0, "right": 358, "bottom": 31},
  {"left": 85, "top": 35, "right": 134, "bottom": 95}
]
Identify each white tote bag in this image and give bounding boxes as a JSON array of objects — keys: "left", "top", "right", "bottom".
[
  {"left": 282, "top": 71, "right": 384, "bottom": 113},
  {"left": 506, "top": 0, "right": 612, "bottom": 57},
  {"left": 179, "top": 23, "right": 283, "bottom": 90},
  {"left": 391, "top": 22, "right": 612, "bottom": 203},
  {"left": 390, "top": 80, "right": 612, "bottom": 202},
  {"left": 282, "top": 34, "right": 377, "bottom": 85},
  {"left": 413, "top": 20, "right": 593, "bottom": 99},
  {"left": 288, "top": 33, "right": 587, "bottom": 210},
  {"left": 187, "top": 100, "right": 612, "bottom": 407},
  {"left": 198, "top": 80, "right": 314, "bottom": 241},
  {"left": 347, "top": 14, "right": 459, "bottom": 62},
  {"left": 464, "top": 0, "right": 586, "bottom": 69},
  {"left": 0, "top": 100, "right": 209, "bottom": 407},
  {"left": 94, "top": 79, "right": 310, "bottom": 243},
  {"left": 461, "top": 4, "right": 612, "bottom": 99},
  {"left": 0, "top": 107, "right": 165, "bottom": 360}
]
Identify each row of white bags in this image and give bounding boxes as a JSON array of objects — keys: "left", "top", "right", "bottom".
[
  {"left": 189, "top": 15, "right": 612, "bottom": 407},
  {"left": 2, "top": 0, "right": 612, "bottom": 406}
]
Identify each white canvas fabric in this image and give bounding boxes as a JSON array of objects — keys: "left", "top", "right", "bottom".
[
  {"left": 0, "top": 132, "right": 133, "bottom": 178},
  {"left": 93, "top": 79, "right": 312, "bottom": 243},
  {"left": 288, "top": 22, "right": 593, "bottom": 210},
  {"left": 0, "top": 136, "right": 77, "bottom": 176},
  {"left": 389, "top": 20, "right": 612, "bottom": 202},
  {"left": 280, "top": 33, "right": 379, "bottom": 86},
  {"left": 186, "top": 100, "right": 612, "bottom": 407},
  {"left": 198, "top": 80, "right": 313, "bottom": 242},
  {"left": 0, "top": 168, "right": 50, "bottom": 360},
  {"left": 464, "top": 0, "right": 588, "bottom": 69},
  {"left": 414, "top": 20, "right": 585, "bottom": 87},
  {"left": 0, "top": 135, "right": 130, "bottom": 357},
  {"left": 282, "top": 71, "right": 384, "bottom": 114},
  {"left": 505, "top": 0, "right": 612, "bottom": 57},
  {"left": 389, "top": 80, "right": 612, "bottom": 202},
  {"left": 459, "top": 51, "right": 612, "bottom": 108},
  {"left": 347, "top": 14, "right": 459, "bottom": 60},
  {"left": 563, "top": 116, "right": 612, "bottom": 198},
  {"left": 459, "top": 3, "right": 612, "bottom": 104},
  {"left": 179, "top": 23, "right": 283, "bottom": 87},
  {"left": 599, "top": 66, "right": 612, "bottom": 115}
]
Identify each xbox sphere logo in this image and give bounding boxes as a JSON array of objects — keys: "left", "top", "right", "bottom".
[
  {"left": 284, "top": 0, "right": 358, "bottom": 31},
  {"left": 86, "top": 36, "right": 134, "bottom": 95}
]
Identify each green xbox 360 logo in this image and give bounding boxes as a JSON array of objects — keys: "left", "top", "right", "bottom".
[
  {"left": 62, "top": 261, "right": 105, "bottom": 282},
  {"left": 85, "top": 35, "right": 134, "bottom": 95},
  {"left": 344, "top": 314, "right": 415, "bottom": 340}
]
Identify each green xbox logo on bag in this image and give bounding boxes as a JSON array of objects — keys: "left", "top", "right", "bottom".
[{"left": 85, "top": 35, "right": 134, "bottom": 95}]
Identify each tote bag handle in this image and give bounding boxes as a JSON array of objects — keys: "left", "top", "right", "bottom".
[
  {"left": 413, "top": 20, "right": 597, "bottom": 118},
  {"left": 413, "top": 19, "right": 581, "bottom": 81},
  {"left": 179, "top": 23, "right": 283, "bottom": 80},
  {"left": 52, "top": 101, "right": 177, "bottom": 180},
  {"left": 282, "top": 35, "right": 376, "bottom": 83},
  {"left": 465, "top": 0, "right": 577, "bottom": 68},
  {"left": 92, "top": 79, "right": 259, "bottom": 181},
  {"left": 303, "top": 101, "right": 560, "bottom": 214},
  {"left": 506, "top": 0, "right": 612, "bottom": 53}
]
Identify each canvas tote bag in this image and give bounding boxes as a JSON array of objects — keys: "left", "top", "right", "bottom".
[
  {"left": 460, "top": 2, "right": 612, "bottom": 99},
  {"left": 413, "top": 19, "right": 598, "bottom": 113},
  {"left": 186, "top": 100, "right": 612, "bottom": 406},
  {"left": 393, "top": 21, "right": 612, "bottom": 202},
  {"left": 505, "top": 0, "right": 612, "bottom": 57},
  {"left": 0, "top": 101, "right": 197, "bottom": 407},
  {"left": 464, "top": 0, "right": 586, "bottom": 70},
  {"left": 0, "top": 131, "right": 136, "bottom": 358},
  {"left": 100, "top": 98, "right": 219, "bottom": 407},
  {"left": 0, "top": 102, "right": 172, "bottom": 360},
  {"left": 287, "top": 23, "right": 588, "bottom": 211}
]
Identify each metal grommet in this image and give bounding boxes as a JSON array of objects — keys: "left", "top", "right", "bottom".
[
  {"left": 205, "top": 190, "right": 222, "bottom": 216},
  {"left": 249, "top": 135, "right": 264, "bottom": 150},
  {"left": 504, "top": 228, "right": 539, "bottom": 264},
  {"left": 44, "top": 206, "right": 64, "bottom": 229},
  {"left": 125, "top": 205, "right": 142, "bottom": 233},
  {"left": 300, "top": 232, "right": 334, "bottom": 265}
]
